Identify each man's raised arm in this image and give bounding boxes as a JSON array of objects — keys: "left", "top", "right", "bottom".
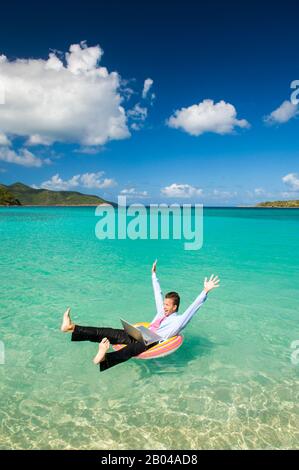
[
  {"left": 151, "top": 260, "right": 164, "bottom": 321},
  {"left": 176, "top": 274, "right": 220, "bottom": 331}
]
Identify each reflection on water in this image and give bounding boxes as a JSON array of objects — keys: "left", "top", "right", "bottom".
[{"left": 136, "top": 335, "right": 215, "bottom": 378}]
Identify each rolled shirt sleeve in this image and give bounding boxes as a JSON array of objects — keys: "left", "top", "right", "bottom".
[
  {"left": 174, "top": 290, "right": 207, "bottom": 333},
  {"left": 151, "top": 272, "right": 164, "bottom": 322}
]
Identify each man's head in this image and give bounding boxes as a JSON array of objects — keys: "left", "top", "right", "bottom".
[{"left": 163, "top": 291, "right": 180, "bottom": 316}]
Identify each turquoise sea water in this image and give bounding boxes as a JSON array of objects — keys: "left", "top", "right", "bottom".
[{"left": 0, "top": 206, "right": 298, "bottom": 450}]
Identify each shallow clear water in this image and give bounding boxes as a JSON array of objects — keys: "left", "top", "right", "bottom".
[{"left": 0, "top": 207, "right": 298, "bottom": 449}]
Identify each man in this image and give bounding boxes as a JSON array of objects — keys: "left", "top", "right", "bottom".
[{"left": 60, "top": 261, "right": 220, "bottom": 372}]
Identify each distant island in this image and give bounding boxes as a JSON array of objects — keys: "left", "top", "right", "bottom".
[
  {"left": 0, "top": 182, "right": 114, "bottom": 206},
  {"left": 2, "top": 183, "right": 299, "bottom": 208},
  {"left": 256, "top": 200, "right": 299, "bottom": 208}
]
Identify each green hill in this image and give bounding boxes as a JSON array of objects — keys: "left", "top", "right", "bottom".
[
  {"left": 0, "top": 185, "right": 21, "bottom": 206},
  {"left": 0, "top": 182, "right": 114, "bottom": 206},
  {"left": 256, "top": 200, "right": 299, "bottom": 208}
]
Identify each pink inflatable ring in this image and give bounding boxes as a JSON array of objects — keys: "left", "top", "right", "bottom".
[{"left": 112, "top": 322, "right": 184, "bottom": 359}]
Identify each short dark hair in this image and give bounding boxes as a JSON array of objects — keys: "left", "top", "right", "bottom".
[{"left": 165, "top": 291, "right": 180, "bottom": 311}]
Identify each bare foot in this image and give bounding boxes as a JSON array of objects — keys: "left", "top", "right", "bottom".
[
  {"left": 60, "top": 307, "right": 74, "bottom": 332},
  {"left": 93, "top": 338, "right": 110, "bottom": 364}
]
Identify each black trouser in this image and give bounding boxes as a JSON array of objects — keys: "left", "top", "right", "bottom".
[{"left": 72, "top": 325, "right": 153, "bottom": 372}]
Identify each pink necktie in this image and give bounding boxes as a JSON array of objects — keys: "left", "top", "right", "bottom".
[{"left": 149, "top": 314, "right": 166, "bottom": 332}]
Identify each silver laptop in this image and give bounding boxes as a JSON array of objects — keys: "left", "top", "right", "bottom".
[{"left": 120, "top": 318, "right": 162, "bottom": 346}]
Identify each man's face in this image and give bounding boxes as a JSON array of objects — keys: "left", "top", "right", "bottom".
[{"left": 163, "top": 298, "right": 177, "bottom": 316}]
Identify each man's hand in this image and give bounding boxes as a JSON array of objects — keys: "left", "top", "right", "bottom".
[
  {"left": 204, "top": 274, "right": 220, "bottom": 293},
  {"left": 152, "top": 259, "right": 158, "bottom": 273}
]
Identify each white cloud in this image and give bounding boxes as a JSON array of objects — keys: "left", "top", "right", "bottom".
[
  {"left": 65, "top": 43, "right": 103, "bottom": 75},
  {"left": 264, "top": 100, "right": 299, "bottom": 124},
  {"left": 282, "top": 173, "right": 299, "bottom": 191},
  {"left": 80, "top": 172, "right": 117, "bottom": 189},
  {"left": 211, "top": 189, "right": 237, "bottom": 200},
  {"left": 167, "top": 99, "right": 250, "bottom": 136},
  {"left": 0, "top": 132, "right": 11, "bottom": 146},
  {"left": 0, "top": 41, "right": 130, "bottom": 147},
  {"left": 128, "top": 103, "right": 148, "bottom": 130},
  {"left": 40, "top": 172, "right": 117, "bottom": 191},
  {"left": 280, "top": 191, "right": 296, "bottom": 198},
  {"left": 120, "top": 187, "right": 148, "bottom": 198},
  {"left": 128, "top": 103, "right": 147, "bottom": 120},
  {"left": 119, "top": 78, "right": 136, "bottom": 103},
  {"left": 43, "top": 174, "right": 76, "bottom": 191},
  {"left": 245, "top": 188, "right": 275, "bottom": 200},
  {"left": 161, "top": 183, "right": 203, "bottom": 198},
  {"left": 254, "top": 188, "right": 266, "bottom": 195},
  {"left": 0, "top": 147, "right": 50, "bottom": 167},
  {"left": 74, "top": 146, "right": 104, "bottom": 155},
  {"left": 142, "top": 78, "right": 154, "bottom": 99},
  {"left": 27, "top": 134, "right": 53, "bottom": 146},
  {"left": 40, "top": 174, "right": 80, "bottom": 190}
]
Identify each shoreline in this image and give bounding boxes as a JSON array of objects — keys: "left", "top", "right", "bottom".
[
  {"left": 1, "top": 204, "right": 299, "bottom": 209},
  {"left": 0, "top": 203, "right": 113, "bottom": 207}
]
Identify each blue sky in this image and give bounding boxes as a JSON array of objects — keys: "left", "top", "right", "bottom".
[{"left": 0, "top": 0, "right": 298, "bottom": 205}]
